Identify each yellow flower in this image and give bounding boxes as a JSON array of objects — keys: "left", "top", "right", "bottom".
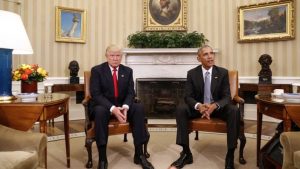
[{"left": 12, "top": 64, "right": 48, "bottom": 83}]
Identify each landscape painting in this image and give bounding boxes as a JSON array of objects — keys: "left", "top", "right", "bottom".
[{"left": 238, "top": 0, "right": 295, "bottom": 42}]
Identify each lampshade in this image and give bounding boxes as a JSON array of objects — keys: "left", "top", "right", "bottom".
[
  {"left": 0, "top": 10, "right": 33, "bottom": 54},
  {"left": 0, "top": 10, "right": 33, "bottom": 101}
]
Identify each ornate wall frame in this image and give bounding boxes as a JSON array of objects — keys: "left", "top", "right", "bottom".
[
  {"left": 55, "top": 6, "right": 86, "bottom": 43},
  {"left": 143, "top": 0, "right": 187, "bottom": 31},
  {"left": 238, "top": 0, "right": 295, "bottom": 43}
]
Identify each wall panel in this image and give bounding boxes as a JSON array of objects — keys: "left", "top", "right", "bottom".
[{"left": 1, "top": 0, "right": 299, "bottom": 77}]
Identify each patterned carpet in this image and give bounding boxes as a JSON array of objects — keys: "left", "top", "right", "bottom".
[
  {"left": 47, "top": 131, "right": 268, "bottom": 169},
  {"left": 42, "top": 119, "right": 277, "bottom": 168}
]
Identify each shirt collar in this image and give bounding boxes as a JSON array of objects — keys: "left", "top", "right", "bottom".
[
  {"left": 109, "top": 65, "right": 119, "bottom": 72},
  {"left": 202, "top": 66, "right": 212, "bottom": 76}
]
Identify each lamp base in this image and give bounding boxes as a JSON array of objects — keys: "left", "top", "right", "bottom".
[
  {"left": 0, "top": 48, "right": 13, "bottom": 99},
  {"left": 0, "top": 95, "right": 16, "bottom": 101}
]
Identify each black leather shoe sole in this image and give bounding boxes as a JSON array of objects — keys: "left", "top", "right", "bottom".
[
  {"left": 171, "top": 153, "right": 193, "bottom": 168},
  {"left": 134, "top": 155, "right": 154, "bottom": 169}
]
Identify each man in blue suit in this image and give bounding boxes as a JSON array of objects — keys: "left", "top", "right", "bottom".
[
  {"left": 170, "top": 45, "right": 240, "bottom": 169},
  {"left": 90, "top": 45, "right": 154, "bottom": 169}
]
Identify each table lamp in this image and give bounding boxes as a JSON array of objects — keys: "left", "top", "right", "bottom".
[{"left": 0, "top": 10, "right": 33, "bottom": 101}]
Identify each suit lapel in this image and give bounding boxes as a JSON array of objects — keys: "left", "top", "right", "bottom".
[
  {"left": 197, "top": 66, "right": 204, "bottom": 94},
  {"left": 211, "top": 66, "right": 219, "bottom": 94},
  {"left": 118, "top": 66, "right": 125, "bottom": 95},
  {"left": 104, "top": 63, "right": 114, "bottom": 93}
]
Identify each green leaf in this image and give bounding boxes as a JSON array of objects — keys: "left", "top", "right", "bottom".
[{"left": 127, "top": 31, "right": 208, "bottom": 48}]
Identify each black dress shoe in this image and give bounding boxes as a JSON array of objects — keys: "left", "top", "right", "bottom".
[
  {"left": 134, "top": 154, "right": 154, "bottom": 169},
  {"left": 170, "top": 152, "right": 193, "bottom": 168},
  {"left": 225, "top": 153, "right": 235, "bottom": 169},
  {"left": 98, "top": 160, "right": 108, "bottom": 169}
]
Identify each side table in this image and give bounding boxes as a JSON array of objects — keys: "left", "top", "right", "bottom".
[
  {"left": 49, "top": 84, "right": 84, "bottom": 126},
  {"left": 0, "top": 93, "right": 71, "bottom": 168}
]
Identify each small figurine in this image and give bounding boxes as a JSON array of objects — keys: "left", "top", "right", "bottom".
[
  {"left": 258, "top": 54, "right": 272, "bottom": 84},
  {"left": 68, "top": 60, "right": 80, "bottom": 84}
]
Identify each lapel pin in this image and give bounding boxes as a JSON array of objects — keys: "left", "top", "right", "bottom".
[
  {"left": 214, "top": 76, "right": 218, "bottom": 79},
  {"left": 121, "top": 75, "right": 124, "bottom": 78}
]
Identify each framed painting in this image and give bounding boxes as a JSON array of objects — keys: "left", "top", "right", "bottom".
[
  {"left": 238, "top": 0, "right": 295, "bottom": 43},
  {"left": 143, "top": 0, "right": 187, "bottom": 31},
  {"left": 55, "top": 6, "right": 86, "bottom": 43}
]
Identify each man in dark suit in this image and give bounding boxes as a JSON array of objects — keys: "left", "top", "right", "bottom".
[
  {"left": 170, "top": 45, "right": 240, "bottom": 169},
  {"left": 90, "top": 45, "right": 154, "bottom": 169}
]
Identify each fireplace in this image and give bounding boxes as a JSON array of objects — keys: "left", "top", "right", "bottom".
[
  {"left": 123, "top": 48, "right": 199, "bottom": 119},
  {"left": 136, "top": 78, "right": 186, "bottom": 119}
]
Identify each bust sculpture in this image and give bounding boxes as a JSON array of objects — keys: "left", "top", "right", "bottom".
[
  {"left": 258, "top": 54, "right": 272, "bottom": 84},
  {"left": 68, "top": 60, "right": 80, "bottom": 84}
]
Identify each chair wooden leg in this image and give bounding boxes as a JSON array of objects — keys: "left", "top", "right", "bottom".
[
  {"left": 195, "top": 131, "right": 199, "bottom": 140},
  {"left": 85, "top": 138, "right": 94, "bottom": 168},
  {"left": 238, "top": 121, "right": 247, "bottom": 164},
  {"left": 123, "top": 133, "right": 128, "bottom": 142},
  {"left": 48, "top": 119, "right": 54, "bottom": 127},
  {"left": 143, "top": 128, "right": 150, "bottom": 158}
]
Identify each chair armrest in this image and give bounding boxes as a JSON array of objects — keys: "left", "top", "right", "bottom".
[
  {"left": 280, "top": 132, "right": 300, "bottom": 169},
  {"left": 233, "top": 95, "right": 245, "bottom": 104},
  {"left": 294, "top": 151, "right": 300, "bottom": 169},
  {"left": 0, "top": 124, "right": 47, "bottom": 168},
  {"left": 82, "top": 96, "right": 93, "bottom": 134}
]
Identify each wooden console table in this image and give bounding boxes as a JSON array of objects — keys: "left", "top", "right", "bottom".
[
  {"left": 239, "top": 83, "right": 292, "bottom": 104},
  {"left": 255, "top": 94, "right": 300, "bottom": 168},
  {"left": 52, "top": 83, "right": 84, "bottom": 92},
  {"left": 0, "top": 93, "right": 70, "bottom": 168},
  {"left": 52, "top": 84, "right": 84, "bottom": 103}
]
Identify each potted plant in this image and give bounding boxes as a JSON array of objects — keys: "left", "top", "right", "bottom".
[{"left": 127, "top": 31, "right": 208, "bottom": 48}]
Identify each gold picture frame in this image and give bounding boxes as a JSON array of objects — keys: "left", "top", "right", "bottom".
[
  {"left": 238, "top": 0, "right": 295, "bottom": 43},
  {"left": 55, "top": 6, "right": 86, "bottom": 43},
  {"left": 143, "top": 0, "right": 187, "bottom": 31}
]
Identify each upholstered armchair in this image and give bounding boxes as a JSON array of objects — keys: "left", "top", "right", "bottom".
[
  {"left": 280, "top": 132, "right": 300, "bottom": 169},
  {"left": 0, "top": 124, "right": 47, "bottom": 169}
]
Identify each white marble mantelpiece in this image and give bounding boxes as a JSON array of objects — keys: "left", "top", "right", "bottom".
[
  {"left": 122, "top": 48, "right": 199, "bottom": 65},
  {"left": 122, "top": 48, "right": 204, "bottom": 80}
]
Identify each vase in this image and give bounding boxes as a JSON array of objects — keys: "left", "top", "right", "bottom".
[{"left": 21, "top": 81, "right": 38, "bottom": 93}]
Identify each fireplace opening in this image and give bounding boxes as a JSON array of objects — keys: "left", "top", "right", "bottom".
[{"left": 136, "top": 78, "right": 186, "bottom": 119}]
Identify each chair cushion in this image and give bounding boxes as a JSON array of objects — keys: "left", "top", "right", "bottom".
[
  {"left": 294, "top": 151, "right": 300, "bottom": 169},
  {"left": 0, "top": 151, "right": 38, "bottom": 169}
]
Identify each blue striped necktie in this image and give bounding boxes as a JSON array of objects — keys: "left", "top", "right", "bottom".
[{"left": 204, "top": 71, "right": 211, "bottom": 103}]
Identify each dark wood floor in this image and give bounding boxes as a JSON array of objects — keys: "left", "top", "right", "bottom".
[{"left": 34, "top": 119, "right": 279, "bottom": 137}]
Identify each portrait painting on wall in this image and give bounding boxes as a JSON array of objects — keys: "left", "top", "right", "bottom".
[
  {"left": 238, "top": 0, "right": 295, "bottom": 42},
  {"left": 144, "top": 0, "right": 187, "bottom": 31},
  {"left": 55, "top": 6, "right": 86, "bottom": 43}
]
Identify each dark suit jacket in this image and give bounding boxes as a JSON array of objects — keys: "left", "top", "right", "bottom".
[
  {"left": 89, "top": 62, "right": 135, "bottom": 111},
  {"left": 185, "top": 65, "right": 231, "bottom": 114}
]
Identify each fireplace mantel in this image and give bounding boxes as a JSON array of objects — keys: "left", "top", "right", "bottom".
[
  {"left": 122, "top": 48, "right": 203, "bottom": 80},
  {"left": 122, "top": 48, "right": 219, "bottom": 65},
  {"left": 123, "top": 48, "right": 199, "bottom": 54},
  {"left": 122, "top": 48, "right": 199, "bottom": 65}
]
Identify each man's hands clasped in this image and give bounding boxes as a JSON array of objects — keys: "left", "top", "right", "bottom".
[
  {"left": 198, "top": 103, "right": 218, "bottom": 119},
  {"left": 112, "top": 107, "right": 128, "bottom": 123}
]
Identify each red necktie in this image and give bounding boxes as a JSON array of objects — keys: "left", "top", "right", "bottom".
[{"left": 113, "top": 67, "right": 118, "bottom": 99}]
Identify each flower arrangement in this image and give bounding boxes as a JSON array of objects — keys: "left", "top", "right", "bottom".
[{"left": 12, "top": 64, "right": 48, "bottom": 83}]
